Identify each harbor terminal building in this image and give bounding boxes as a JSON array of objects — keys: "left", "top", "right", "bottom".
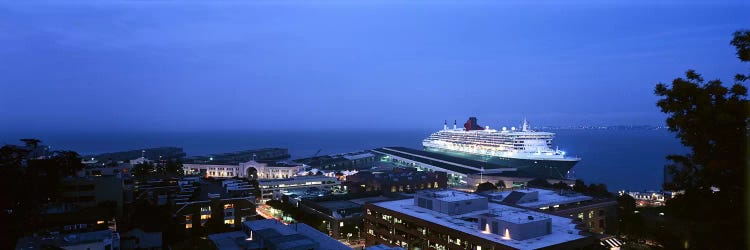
[
  {"left": 183, "top": 160, "right": 303, "bottom": 179},
  {"left": 371, "top": 147, "right": 553, "bottom": 188}
]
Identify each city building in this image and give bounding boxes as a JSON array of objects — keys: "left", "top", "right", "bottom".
[
  {"left": 182, "top": 160, "right": 303, "bottom": 179},
  {"left": 206, "top": 219, "right": 352, "bottom": 250},
  {"left": 28, "top": 171, "right": 123, "bottom": 238},
  {"left": 364, "top": 189, "right": 594, "bottom": 250},
  {"left": 82, "top": 163, "right": 132, "bottom": 177},
  {"left": 121, "top": 228, "right": 162, "bottom": 250},
  {"left": 294, "top": 151, "right": 378, "bottom": 170},
  {"left": 132, "top": 177, "right": 193, "bottom": 206},
  {"left": 618, "top": 190, "right": 681, "bottom": 207},
  {"left": 488, "top": 188, "right": 618, "bottom": 234},
  {"left": 298, "top": 196, "right": 397, "bottom": 238},
  {"left": 59, "top": 175, "right": 125, "bottom": 216},
  {"left": 243, "top": 219, "right": 351, "bottom": 250},
  {"left": 371, "top": 147, "right": 516, "bottom": 186},
  {"left": 344, "top": 167, "right": 448, "bottom": 194},
  {"left": 171, "top": 178, "right": 257, "bottom": 235},
  {"left": 15, "top": 230, "right": 120, "bottom": 250},
  {"left": 258, "top": 175, "right": 340, "bottom": 202}
]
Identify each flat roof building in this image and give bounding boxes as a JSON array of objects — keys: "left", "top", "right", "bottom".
[
  {"left": 298, "top": 195, "right": 398, "bottom": 238},
  {"left": 294, "top": 151, "right": 378, "bottom": 171},
  {"left": 345, "top": 167, "right": 448, "bottom": 194},
  {"left": 364, "top": 189, "right": 594, "bottom": 250},
  {"left": 258, "top": 175, "right": 340, "bottom": 202},
  {"left": 487, "top": 188, "right": 618, "bottom": 234},
  {"left": 165, "top": 178, "right": 257, "bottom": 235},
  {"left": 227, "top": 219, "right": 352, "bottom": 250},
  {"left": 15, "top": 230, "right": 120, "bottom": 250}
]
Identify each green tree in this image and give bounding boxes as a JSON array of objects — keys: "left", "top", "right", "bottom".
[
  {"left": 475, "top": 182, "right": 497, "bottom": 193},
  {"left": 653, "top": 30, "right": 748, "bottom": 249}
]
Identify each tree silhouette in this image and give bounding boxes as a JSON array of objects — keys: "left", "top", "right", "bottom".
[
  {"left": 132, "top": 162, "right": 155, "bottom": 177},
  {"left": 475, "top": 182, "right": 497, "bottom": 193},
  {"left": 731, "top": 30, "right": 750, "bottom": 62},
  {"left": 20, "top": 138, "right": 41, "bottom": 148},
  {"left": 653, "top": 30, "right": 748, "bottom": 249},
  {"left": 0, "top": 141, "right": 87, "bottom": 249},
  {"left": 20, "top": 138, "right": 42, "bottom": 158}
]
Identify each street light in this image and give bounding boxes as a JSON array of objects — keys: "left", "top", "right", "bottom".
[{"left": 355, "top": 226, "right": 360, "bottom": 239}]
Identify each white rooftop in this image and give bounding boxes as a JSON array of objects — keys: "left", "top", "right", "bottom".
[
  {"left": 423, "top": 190, "right": 485, "bottom": 202},
  {"left": 495, "top": 188, "right": 592, "bottom": 208},
  {"left": 373, "top": 198, "right": 585, "bottom": 249},
  {"left": 207, "top": 231, "right": 247, "bottom": 250},
  {"left": 482, "top": 209, "right": 550, "bottom": 225},
  {"left": 242, "top": 219, "right": 351, "bottom": 250}
]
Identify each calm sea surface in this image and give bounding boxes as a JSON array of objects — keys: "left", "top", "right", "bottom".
[{"left": 0, "top": 129, "right": 686, "bottom": 191}]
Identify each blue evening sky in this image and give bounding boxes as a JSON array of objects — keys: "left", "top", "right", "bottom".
[{"left": 1, "top": 1, "right": 748, "bottom": 132}]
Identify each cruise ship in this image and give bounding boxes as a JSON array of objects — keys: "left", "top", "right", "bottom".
[{"left": 423, "top": 117, "right": 580, "bottom": 178}]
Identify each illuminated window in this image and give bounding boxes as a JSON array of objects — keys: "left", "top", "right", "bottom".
[
  {"left": 185, "top": 223, "right": 192, "bottom": 229},
  {"left": 201, "top": 214, "right": 211, "bottom": 220},
  {"left": 96, "top": 221, "right": 105, "bottom": 225},
  {"left": 201, "top": 207, "right": 211, "bottom": 213},
  {"left": 340, "top": 222, "right": 344, "bottom": 227},
  {"left": 224, "top": 219, "right": 234, "bottom": 225},
  {"left": 224, "top": 204, "right": 234, "bottom": 209}
]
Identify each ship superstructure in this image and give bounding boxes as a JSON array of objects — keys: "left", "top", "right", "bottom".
[{"left": 423, "top": 117, "right": 580, "bottom": 178}]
